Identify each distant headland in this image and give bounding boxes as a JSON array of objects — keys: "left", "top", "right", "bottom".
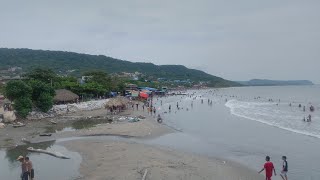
[{"left": 237, "top": 79, "right": 314, "bottom": 86}]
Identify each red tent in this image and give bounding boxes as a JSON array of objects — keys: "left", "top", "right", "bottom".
[{"left": 139, "top": 92, "right": 149, "bottom": 99}]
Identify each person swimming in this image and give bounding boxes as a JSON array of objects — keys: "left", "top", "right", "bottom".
[
  {"left": 310, "top": 105, "right": 315, "bottom": 112},
  {"left": 307, "top": 114, "right": 312, "bottom": 122},
  {"left": 157, "top": 114, "right": 162, "bottom": 123}
]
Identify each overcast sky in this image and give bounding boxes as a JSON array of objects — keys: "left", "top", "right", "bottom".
[{"left": 1, "top": 0, "right": 319, "bottom": 83}]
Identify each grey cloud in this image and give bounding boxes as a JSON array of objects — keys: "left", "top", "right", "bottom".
[{"left": 0, "top": 0, "right": 319, "bottom": 83}]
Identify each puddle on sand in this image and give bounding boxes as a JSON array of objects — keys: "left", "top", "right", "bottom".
[
  {"left": 0, "top": 141, "right": 82, "bottom": 180},
  {"left": 45, "top": 118, "right": 113, "bottom": 133}
]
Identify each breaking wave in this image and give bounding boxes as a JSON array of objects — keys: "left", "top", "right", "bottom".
[{"left": 225, "top": 99, "right": 320, "bottom": 139}]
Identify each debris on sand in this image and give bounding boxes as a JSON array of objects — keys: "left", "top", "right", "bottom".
[
  {"left": 27, "top": 147, "right": 70, "bottom": 159},
  {"left": 12, "top": 122, "right": 26, "bottom": 128}
]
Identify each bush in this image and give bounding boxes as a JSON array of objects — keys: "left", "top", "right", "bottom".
[
  {"left": 5, "top": 80, "right": 32, "bottom": 101},
  {"left": 13, "top": 97, "right": 33, "bottom": 118},
  {"left": 35, "top": 93, "right": 54, "bottom": 112},
  {"left": 29, "top": 80, "right": 55, "bottom": 101}
]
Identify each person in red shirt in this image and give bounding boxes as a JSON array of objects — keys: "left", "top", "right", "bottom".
[{"left": 259, "top": 156, "right": 277, "bottom": 180}]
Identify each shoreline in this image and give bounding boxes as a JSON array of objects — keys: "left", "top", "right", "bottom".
[{"left": 0, "top": 99, "right": 265, "bottom": 180}]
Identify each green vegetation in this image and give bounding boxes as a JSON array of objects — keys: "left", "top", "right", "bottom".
[
  {"left": 35, "top": 92, "right": 54, "bottom": 112},
  {"left": 4, "top": 69, "right": 57, "bottom": 117},
  {"left": 4, "top": 81, "right": 33, "bottom": 118},
  {"left": 3, "top": 68, "right": 127, "bottom": 117},
  {"left": 13, "top": 97, "right": 33, "bottom": 118},
  {"left": 4, "top": 80, "right": 32, "bottom": 101},
  {"left": 25, "top": 68, "right": 57, "bottom": 84},
  {"left": 1, "top": 47, "right": 241, "bottom": 118},
  {"left": 0, "top": 48, "right": 238, "bottom": 87}
]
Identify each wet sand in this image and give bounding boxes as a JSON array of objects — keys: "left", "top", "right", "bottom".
[
  {"left": 1, "top": 101, "right": 265, "bottom": 180},
  {"left": 0, "top": 107, "right": 169, "bottom": 147},
  {"left": 58, "top": 107, "right": 264, "bottom": 180},
  {"left": 63, "top": 139, "right": 264, "bottom": 180}
]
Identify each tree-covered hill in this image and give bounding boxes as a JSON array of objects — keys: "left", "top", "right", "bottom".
[{"left": 0, "top": 48, "right": 238, "bottom": 87}]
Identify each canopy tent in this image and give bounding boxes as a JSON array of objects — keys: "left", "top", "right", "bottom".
[
  {"left": 139, "top": 87, "right": 158, "bottom": 91},
  {"left": 141, "top": 90, "right": 152, "bottom": 95},
  {"left": 110, "top": 92, "right": 117, "bottom": 97},
  {"left": 131, "top": 91, "right": 139, "bottom": 97},
  {"left": 139, "top": 92, "right": 149, "bottom": 99}
]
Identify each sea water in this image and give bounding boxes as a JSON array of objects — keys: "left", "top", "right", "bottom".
[
  {"left": 150, "top": 85, "right": 320, "bottom": 180},
  {"left": 0, "top": 141, "right": 81, "bottom": 180},
  {"left": 1, "top": 85, "right": 319, "bottom": 180},
  {"left": 224, "top": 86, "right": 320, "bottom": 138}
]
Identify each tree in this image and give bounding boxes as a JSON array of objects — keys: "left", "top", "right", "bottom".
[
  {"left": 84, "top": 71, "right": 111, "bottom": 90},
  {"left": 29, "top": 80, "right": 55, "bottom": 101},
  {"left": 25, "top": 68, "right": 57, "bottom": 84},
  {"left": 35, "top": 93, "right": 54, "bottom": 112},
  {"left": 0, "top": 84, "right": 4, "bottom": 94},
  {"left": 13, "top": 97, "right": 33, "bottom": 118},
  {"left": 29, "top": 80, "right": 55, "bottom": 112},
  {"left": 4, "top": 80, "right": 32, "bottom": 101},
  {"left": 83, "top": 82, "right": 106, "bottom": 97},
  {"left": 54, "top": 76, "right": 78, "bottom": 89}
]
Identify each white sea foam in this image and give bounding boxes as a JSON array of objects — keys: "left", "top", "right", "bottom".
[{"left": 225, "top": 99, "right": 320, "bottom": 139}]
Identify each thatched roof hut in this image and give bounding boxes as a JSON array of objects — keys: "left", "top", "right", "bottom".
[
  {"left": 54, "top": 89, "right": 79, "bottom": 103},
  {"left": 105, "top": 97, "right": 129, "bottom": 108}
]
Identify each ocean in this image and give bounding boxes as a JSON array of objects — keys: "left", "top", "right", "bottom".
[
  {"left": 1, "top": 85, "right": 319, "bottom": 180},
  {"left": 149, "top": 85, "right": 320, "bottom": 180},
  {"left": 224, "top": 86, "right": 320, "bottom": 139}
]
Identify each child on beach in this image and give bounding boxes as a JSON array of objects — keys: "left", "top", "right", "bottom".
[
  {"left": 259, "top": 156, "right": 276, "bottom": 180},
  {"left": 280, "top": 156, "right": 288, "bottom": 180}
]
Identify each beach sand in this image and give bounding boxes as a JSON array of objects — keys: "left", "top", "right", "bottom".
[
  {"left": 63, "top": 139, "right": 264, "bottom": 180},
  {"left": 0, "top": 106, "right": 170, "bottom": 146},
  {"left": 1, "top": 101, "right": 265, "bottom": 180}
]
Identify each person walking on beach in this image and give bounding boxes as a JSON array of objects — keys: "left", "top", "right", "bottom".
[
  {"left": 17, "top": 156, "right": 29, "bottom": 180},
  {"left": 26, "top": 157, "right": 34, "bottom": 180},
  {"left": 259, "top": 156, "right": 276, "bottom": 180},
  {"left": 280, "top": 156, "right": 288, "bottom": 180}
]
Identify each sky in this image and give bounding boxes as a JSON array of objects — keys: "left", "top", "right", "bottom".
[{"left": 0, "top": 0, "right": 319, "bottom": 83}]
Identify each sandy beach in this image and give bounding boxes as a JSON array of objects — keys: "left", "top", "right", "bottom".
[
  {"left": 0, "top": 102, "right": 170, "bottom": 147},
  {"left": 0, "top": 98, "right": 266, "bottom": 180},
  {"left": 63, "top": 139, "right": 264, "bottom": 180}
]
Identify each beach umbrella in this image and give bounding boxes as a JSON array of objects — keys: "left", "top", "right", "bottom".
[{"left": 105, "top": 97, "right": 129, "bottom": 108}]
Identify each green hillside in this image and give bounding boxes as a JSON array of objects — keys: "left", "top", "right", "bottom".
[{"left": 0, "top": 48, "right": 238, "bottom": 87}]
